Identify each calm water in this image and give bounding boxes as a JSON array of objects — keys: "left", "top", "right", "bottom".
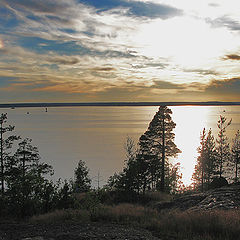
[{"left": 1, "top": 106, "right": 240, "bottom": 187}]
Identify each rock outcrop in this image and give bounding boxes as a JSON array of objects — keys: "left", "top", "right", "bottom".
[{"left": 155, "top": 184, "right": 240, "bottom": 211}]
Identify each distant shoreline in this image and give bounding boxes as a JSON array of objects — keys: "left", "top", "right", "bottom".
[{"left": 0, "top": 101, "right": 240, "bottom": 108}]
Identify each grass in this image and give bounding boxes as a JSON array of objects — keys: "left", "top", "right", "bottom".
[
  {"left": 29, "top": 204, "right": 240, "bottom": 240},
  {"left": 149, "top": 210, "right": 240, "bottom": 239},
  {"left": 30, "top": 209, "right": 90, "bottom": 224}
]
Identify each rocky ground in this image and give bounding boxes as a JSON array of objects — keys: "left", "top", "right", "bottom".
[
  {"left": 0, "top": 222, "right": 161, "bottom": 240},
  {"left": 155, "top": 184, "right": 240, "bottom": 211}
]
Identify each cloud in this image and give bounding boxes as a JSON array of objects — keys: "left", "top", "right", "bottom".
[
  {"left": 79, "top": 0, "right": 182, "bottom": 19},
  {"left": 88, "top": 67, "right": 117, "bottom": 79},
  {"left": 90, "top": 67, "right": 116, "bottom": 72},
  {"left": 0, "top": 0, "right": 156, "bottom": 61},
  {"left": 48, "top": 56, "right": 79, "bottom": 65},
  {"left": 2, "top": 0, "right": 70, "bottom": 15},
  {"left": 183, "top": 68, "right": 219, "bottom": 76},
  {"left": 207, "top": 16, "right": 240, "bottom": 31},
  {"left": 0, "top": 76, "right": 18, "bottom": 87},
  {"left": 208, "top": 3, "right": 219, "bottom": 7},
  {"left": 224, "top": 54, "right": 240, "bottom": 61},
  {"left": 131, "top": 62, "right": 168, "bottom": 69},
  {"left": 151, "top": 80, "right": 185, "bottom": 90},
  {"left": 205, "top": 78, "right": 240, "bottom": 95}
]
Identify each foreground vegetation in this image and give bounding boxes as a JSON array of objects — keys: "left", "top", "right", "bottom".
[{"left": 29, "top": 201, "right": 240, "bottom": 240}]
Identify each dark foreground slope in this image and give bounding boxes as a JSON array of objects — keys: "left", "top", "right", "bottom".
[
  {"left": 2, "top": 185, "right": 240, "bottom": 240},
  {"left": 0, "top": 222, "right": 160, "bottom": 240}
]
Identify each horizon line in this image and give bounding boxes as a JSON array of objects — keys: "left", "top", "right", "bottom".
[{"left": 0, "top": 101, "right": 240, "bottom": 108}]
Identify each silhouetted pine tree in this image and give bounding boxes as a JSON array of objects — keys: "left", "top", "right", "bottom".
[
  {"left": 5, "top": 138, "right": 53, "bottom": 217},
  {"left": 216, "top": 116, "right": 231, "bottom": 178},
  {"left": 137, "top": 106, "right": 180, "bottom": 192},
  {"left": 231, "top": 130, "right": 240, "bottom": 182},
  {"left": 73, "top": 160, "right": 91, "bottom": 193},
  {"left": 192, "top": 128, "right": 217, "bottom": 191}
]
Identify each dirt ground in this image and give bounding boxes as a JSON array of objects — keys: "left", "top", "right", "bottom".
[{"left": 0, "top": 222, "right": 162, "bottom": 240}]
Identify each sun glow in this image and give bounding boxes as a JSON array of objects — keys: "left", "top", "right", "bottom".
[
  {"left": 171, "top": 106, "right": 211, "bottom": 186},
  {"left": 132, "top": 15, "right": 239, "bottom": 75}
]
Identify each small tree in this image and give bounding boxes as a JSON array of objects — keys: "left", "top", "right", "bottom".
[
  {"left": 0, "top": 113, "right": 19, "bottom": 196},
  {"left": 5, "top": 138, "right": 53, "bottom": 217},
  {"left": 57, "top": 180, "right": 75, "bottom": 209},
  {"left": 231, "top": 130, "right": 240, "bottom": 182},
  {"left": 164, "top": 162, "right": 182, "bottom": 194},
  {"left": 216, "top": 116, "right": 231, "bottom": 178},
  {"left": 120, "top": 136, "right": 141, "bottom": 192},
  {"left": 74, "top": 160, "right": 91, "bottom": 193},
  {"left": 107, "top": 136, "right": 148, "bottom": 194},
  {"left": 192, "top": 128, "right": 217, "bottom": 191}
]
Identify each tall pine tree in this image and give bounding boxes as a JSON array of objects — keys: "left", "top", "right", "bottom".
[
  {"left": 137, "top": 106, "right": 180, "bottom": 192},
  {"left": 216, "top": 115, "right": 231, "bottom": 178},
  {"left": 231, "top": 130, "right": 240, "bottom": 182}
]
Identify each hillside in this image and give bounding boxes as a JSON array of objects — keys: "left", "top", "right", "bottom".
[{"left": 1, "top": 185, "right": 240, "bottom": 240}]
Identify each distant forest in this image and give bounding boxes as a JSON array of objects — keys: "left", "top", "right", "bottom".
[{"left": 0, "top": 101, "right": 240, "bottom": 109}]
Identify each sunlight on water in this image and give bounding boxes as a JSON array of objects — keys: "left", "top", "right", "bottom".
[{"left": 171, "top": 106, "right": 211, "bottom": 185}]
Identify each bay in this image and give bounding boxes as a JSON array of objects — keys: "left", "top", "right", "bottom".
[{"left": 1, "top": 106, "right": 240, "bottom": 187}]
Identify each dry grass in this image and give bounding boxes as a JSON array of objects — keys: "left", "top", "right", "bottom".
[
  {"left": 29, "top": 205, "right": 240, "bottom": 240},
  {"left": 149, "top": 210, "right": 240, "bottom": 239},
  {"left": 30, "top": 209, "right": 90, "bottom": 224},
  {"left": 91, "top": 203, "right": 158, "bottom": 223}
]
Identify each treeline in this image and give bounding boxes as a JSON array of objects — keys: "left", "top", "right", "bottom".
[{"left": 192, "top": 115, "right": 240, "bottom": 191}]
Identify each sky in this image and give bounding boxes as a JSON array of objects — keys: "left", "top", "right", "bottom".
[{"left": 0, "top": 0, "right": 240, "bottom": 103}]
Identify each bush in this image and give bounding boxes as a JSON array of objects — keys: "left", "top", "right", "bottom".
[{"left": 210, "top": 177, "right": 228, "bottom": 189}]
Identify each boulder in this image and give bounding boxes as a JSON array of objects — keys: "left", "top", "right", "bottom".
[{"left": 209, "top": 177, "right": 228, "bottom": 189}]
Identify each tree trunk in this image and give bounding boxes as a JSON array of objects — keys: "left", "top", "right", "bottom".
[
  {"left": 0, "top": 122, "right": 4, "bottom": 196},
  {"left": 235, "top": 158, "right": 238, "bottom": 182},
  {"left": 160, "top": 114, "right": 165, "bottom": 192},
  {"left": 201, "top": 166, "right": 204, "bottom": 192}
]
